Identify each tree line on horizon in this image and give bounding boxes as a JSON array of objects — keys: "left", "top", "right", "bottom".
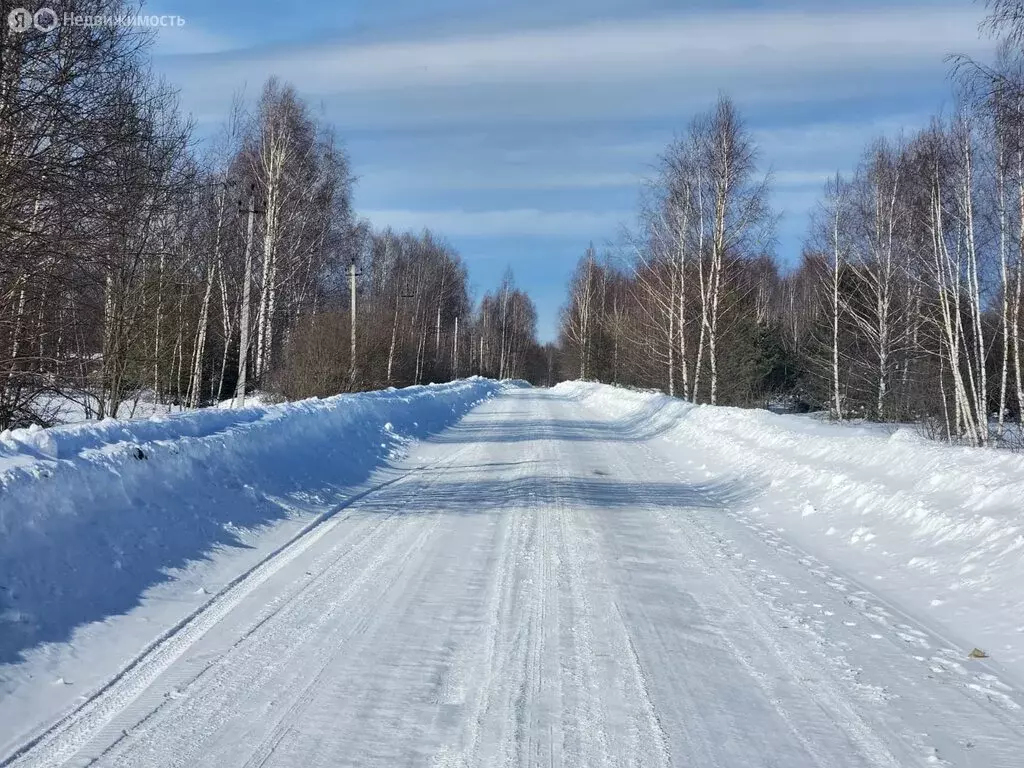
[
  {"left": 557, "top": 1, "right": 1024, "bottom": 447},
  {"left": 12, "top": 0, "right": 1024, "bottom": 449},
  {"left": 0, "top": 0, "right": 545, "bottom": 429}
]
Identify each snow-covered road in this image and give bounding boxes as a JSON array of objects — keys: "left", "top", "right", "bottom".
[{"left": 7, "top": 387, "right": 1024, "bottom": 768}]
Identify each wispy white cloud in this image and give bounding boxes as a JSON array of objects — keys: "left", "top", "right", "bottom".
[
  {"left": 164, "top": 7, "right": 990, "bottom": 128},
  {"left": 362, "top": 208, "right": 631, "bottom": 237},
  {"left": 148, "top": 8, "right": 238, "bottom": 56},
  {"left": 361, "top": 168, "right": 641, "bottom": 193},
  {"left": 754, "top": 115, "right": 931, "bottom": 157},
  {"left": 183, "top": 8, "right": 989, "bottom": 90}
]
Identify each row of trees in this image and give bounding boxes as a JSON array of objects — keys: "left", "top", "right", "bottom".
[
  {"left": 560, "top": 97, "right": 784, "bottom": 409},
  {"left": 558, "top": 2, "right": 1024, "bottom": 446},
  {"left": 0, "top": 0, "right": 543, "bottom": 428},
  {"left": 277, "top": 232, "right": 546, "bottom": 400}
]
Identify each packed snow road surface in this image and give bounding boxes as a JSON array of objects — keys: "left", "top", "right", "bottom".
[{"left": 6, "top": 387, "right": 1024, "bottom": 767}]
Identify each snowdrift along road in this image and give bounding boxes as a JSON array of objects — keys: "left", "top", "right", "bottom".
[
  {"left": 0, "top": 379, "right": 502, "bottom": 663},
  {"left": 554, "top": 381, "right": 1024, "bottom": 681},
  {"left": 3, "top": 381, "right": 1024, "bottom": 767},
  {"left": 0, "top": 378, "right": 502, "bottom": 749}
]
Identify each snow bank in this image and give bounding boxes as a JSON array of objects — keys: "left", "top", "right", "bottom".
[
  {"left": 0, "top": 379, "right": 501, "bottom": 664},
  {"left": 555, "top": 381, "right": 1024, "bottom": 677}
]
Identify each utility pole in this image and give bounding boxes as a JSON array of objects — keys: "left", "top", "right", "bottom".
[
  {"left": 348, "top": 257, "right": 360, "bottom": 386},
  {"left": 234, "top": 185, "right": 260, "bottom": 406}
]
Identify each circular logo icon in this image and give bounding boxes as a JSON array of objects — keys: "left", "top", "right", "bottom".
[
  {"left": 33, "top": 6, "right": 59, "bottom": 32},
  {"left": 7, "top": 7, "right": 32, "bottom": 32}
]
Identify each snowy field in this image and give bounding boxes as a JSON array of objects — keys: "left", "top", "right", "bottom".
[{"left": 2, "top": 380, "right": 1024, "bottom": 767}]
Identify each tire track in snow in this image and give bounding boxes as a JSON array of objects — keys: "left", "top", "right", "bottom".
[
  {"left": 542, "top": 399, "right": 670, "bottom": 768},
  {"left": 632, "top": 446, "right": 903, "bottom": 768},
  {"left": 222, "top": 509, "right": 446, "bottom": 768},
  {"left": 554, "top": 417, "right": 723, "bottom": 765},
  {"left": 494, "top": 486, "right": 547, "bottom": 768},
  {"left": 96, "top": 441, "right": 486, "bottom": 768},
  {"left": 429, "top": 448, "right": 559, "bottom": 768},
  {"left": 546, "top": 391, "right": 901, "bottom": 767},
  {"left": 104, "top": 507, "right": 443, "bottom": 767},
  {"left": 630, "top": 434, "right": 1024, "bottom": 767},
  {"left": 430, "top": 408, "right": 568, "bottom": 768},
  {"left": 430, "top": 487, "right": 519, "bottom": 768},
  {"left": 3, "top": 444, "right": 477, "bottom": 768}
]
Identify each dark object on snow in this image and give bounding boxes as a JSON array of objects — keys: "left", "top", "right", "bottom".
[{"left": 132, "top": 447, "right": 147, "bottom": 460}]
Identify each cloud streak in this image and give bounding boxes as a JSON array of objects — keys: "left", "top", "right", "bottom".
[
  {"left": 181, "top": 8, "right": 989, "bottom": 88},
  {"left": 360, "top": 168, "right": 642, "bottom": 193},
  {"left": 361, "top": 208, "right": 633, "bottom": 237},
  {"left": 165, "top": 6, "right": 990, "bottom": 128}
]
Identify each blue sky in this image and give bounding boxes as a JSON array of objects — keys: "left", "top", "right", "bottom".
[{"left": 148, "top": 0, "right": 993, "bottom": 341}]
